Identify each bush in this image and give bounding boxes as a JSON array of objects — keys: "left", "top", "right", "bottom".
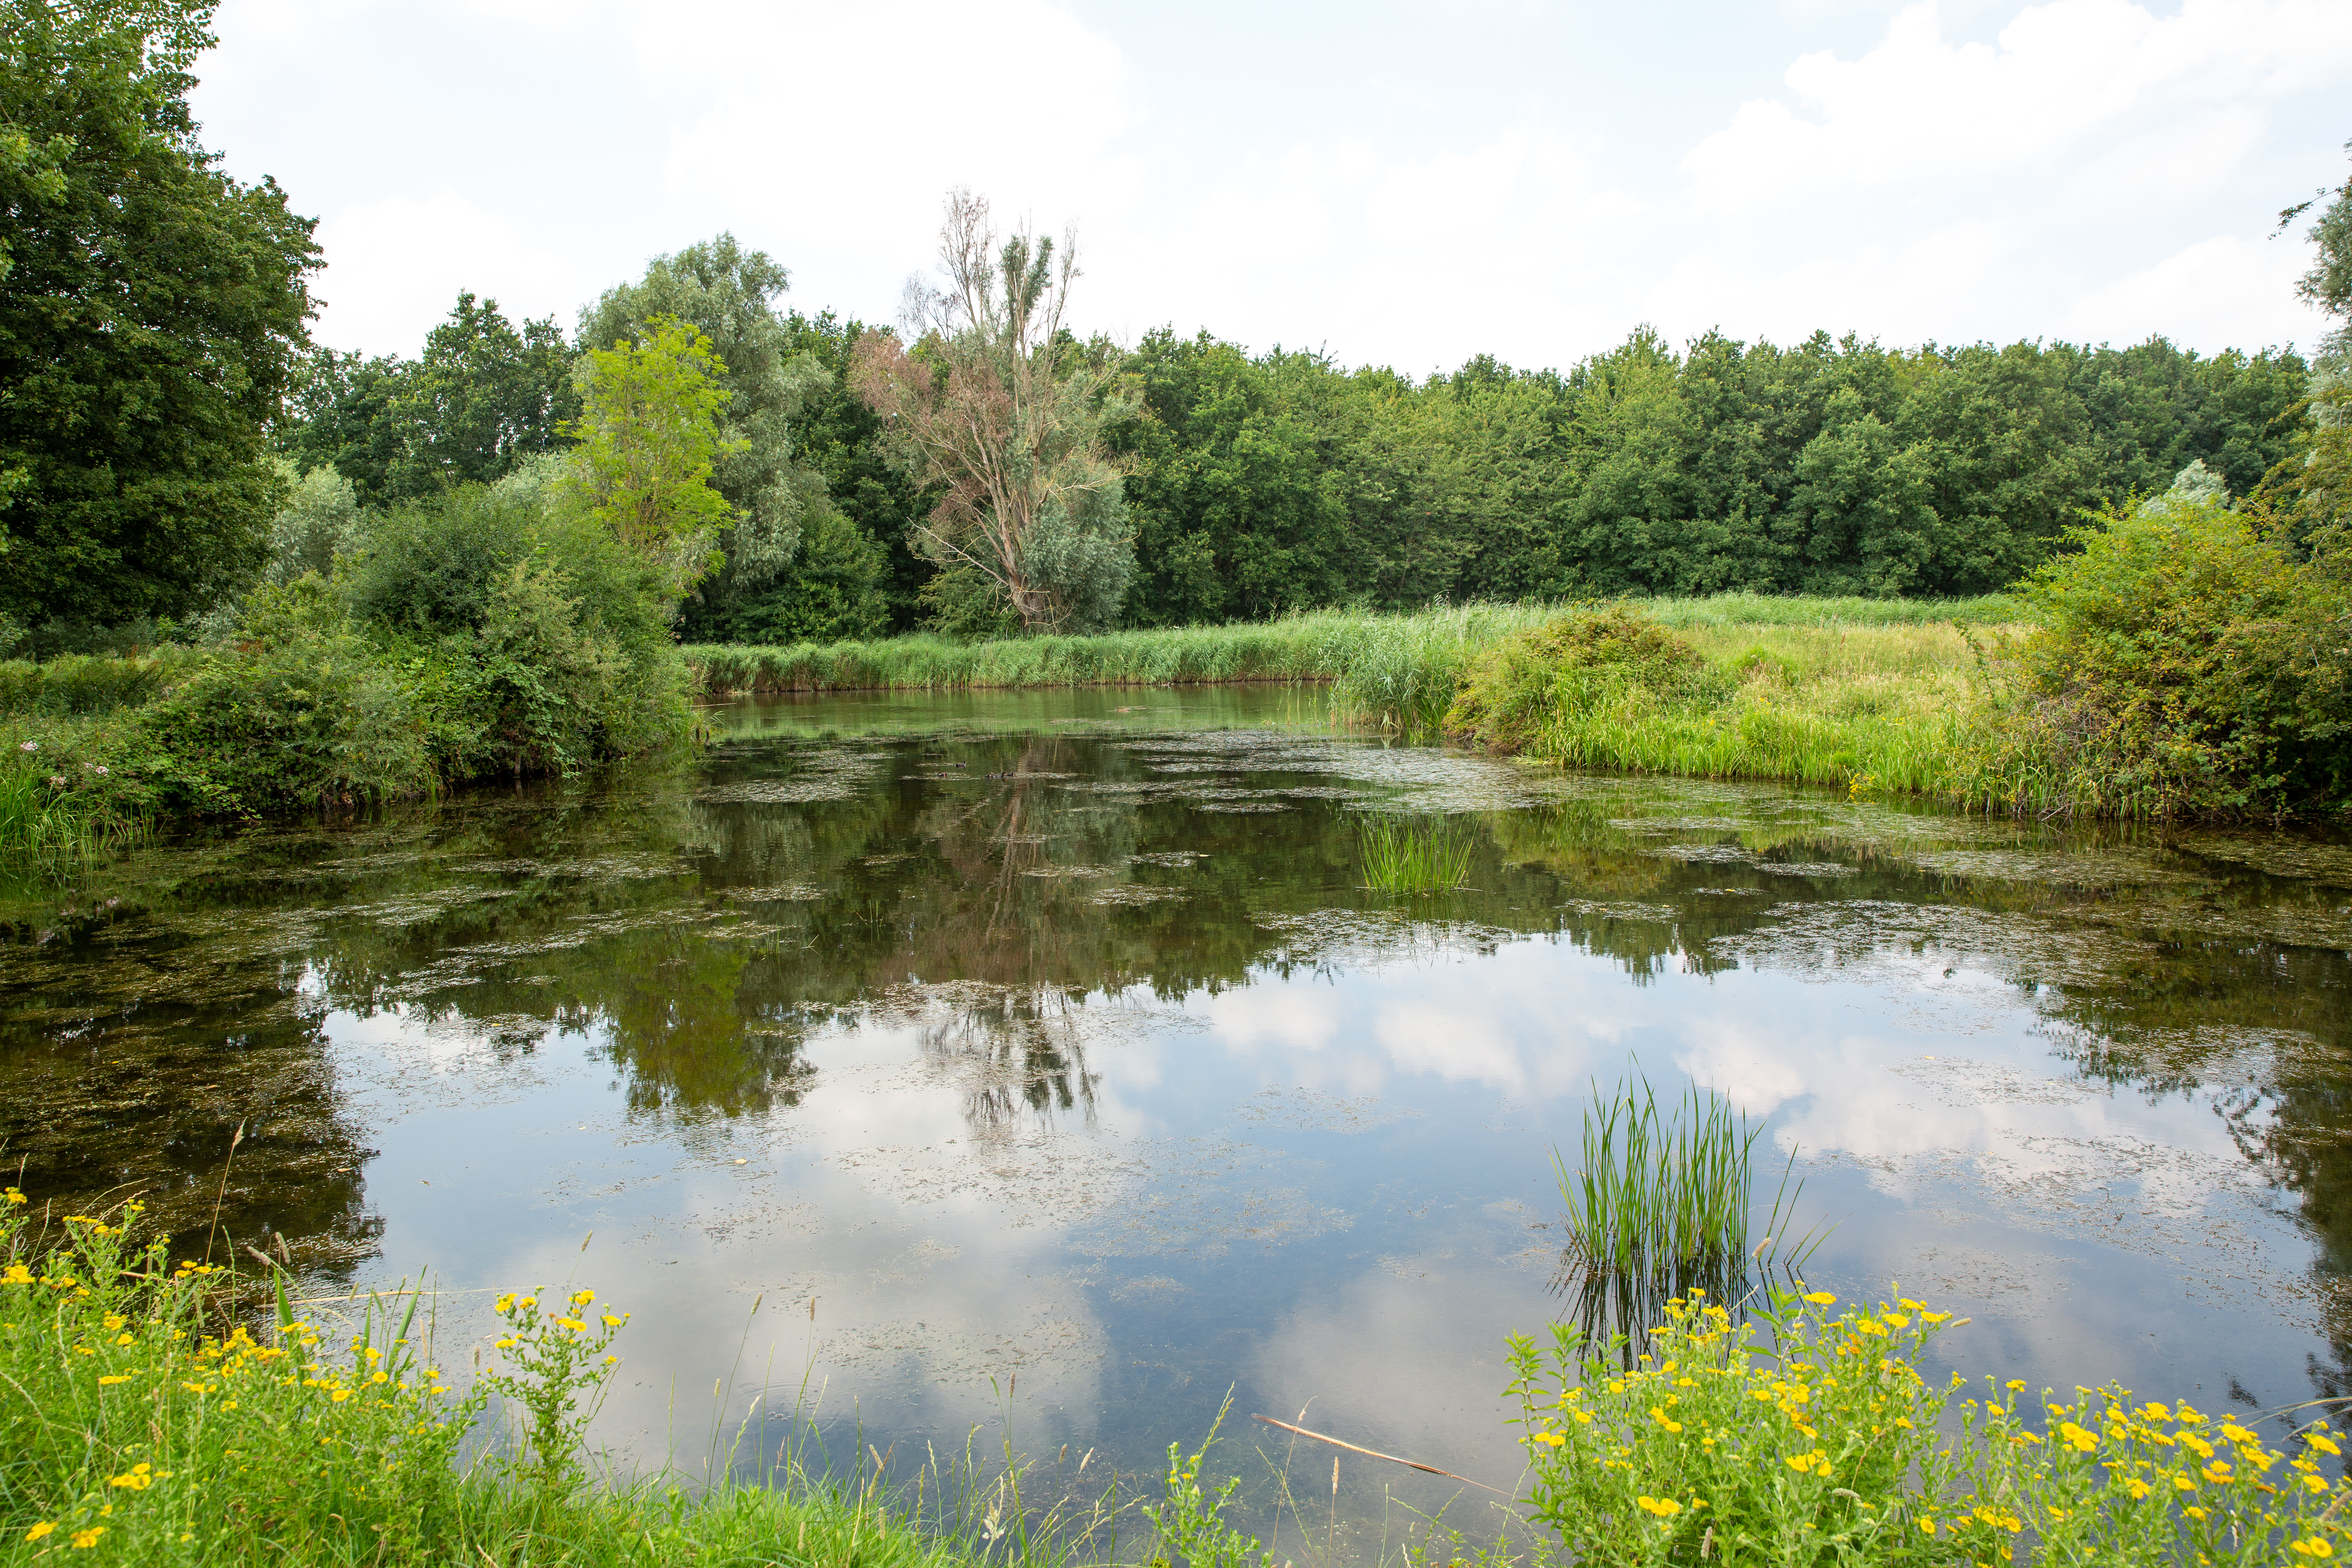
[
  {"left": 1443, "top": 607, "right": 1729, "bottom": 751},
  {"left": 132, "top": 590, "right": 434, "bottom": 814},
  {"left": 343, "top": 483, "right": 543, "bottom": 637},
  {"left": 716, "top": 510, "right": 890, "bottom": 644},
  {"left": 1967, "top": 496, "right": 2352, "bottom": 817}
]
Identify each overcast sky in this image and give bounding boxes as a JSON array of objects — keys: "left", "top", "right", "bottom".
[{"left": 188, "top": 0, "right": 2352, "bottom": 374}]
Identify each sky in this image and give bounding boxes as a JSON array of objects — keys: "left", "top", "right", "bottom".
[{"left": 187, "top": 0, "right": 2352, "bottom": 374}]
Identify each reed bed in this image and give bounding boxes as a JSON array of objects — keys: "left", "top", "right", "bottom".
[
  {"left": 684, "top": 597, "right": 2008, "bottom": 715},
  {"left": 1356, "top": 817, "right": 1476, "bottom": 893}
]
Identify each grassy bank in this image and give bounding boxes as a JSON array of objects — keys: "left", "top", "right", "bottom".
[
  {"left": 686, "top": 595, "right": 2011, "bottom": 730},
  {"left": 688, "top": 597, "right": 2021, "bottom": 806},
  {"left": 9, "top": 1189, "right": 2346, "bottom": 1566},
  {"left": 0, "top": 1197, "right": 1122, "bottom": 1568}
]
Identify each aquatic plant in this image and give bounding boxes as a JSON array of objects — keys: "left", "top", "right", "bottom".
[
  {"left": 1357, "top": 816, "right": 1475, "bottom": 893},
  {"left": 1509, "top": 1286, "right": 2352, "bottom": 1566},
  {"left": 1560, "top": 1076, "right": 1774, "bottom": 1278},
  {"left": 1553, "top": 1076, "right": 1822, "bottom": 1355}
]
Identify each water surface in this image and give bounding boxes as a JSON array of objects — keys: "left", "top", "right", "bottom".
[{"left": 5, "top": 684, "right": 2350, "bottom": 1553}]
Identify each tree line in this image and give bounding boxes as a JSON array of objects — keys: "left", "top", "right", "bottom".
[
  {"left": 248, "top": 256, "right": 2319, "bottom": 645},
  {"left": 2, "top": 0, "right": 2344, "bottom": 655}
]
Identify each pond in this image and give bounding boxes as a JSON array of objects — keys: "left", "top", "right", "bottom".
[{"left": 4, "top": 685, "right": 2350, "bottom": 1555}]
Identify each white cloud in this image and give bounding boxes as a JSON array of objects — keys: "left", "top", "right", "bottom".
[
  {"left": 311, "top": 192, "right": 598, "bottom": 350},
  {"left": 1684, "top": 0, "right": 2352, "bottom": 211},
  {"left": 197, "top": 0, "right": 2351, "bottom": 364},
  {"left": 2056, "top": 231, "right": 2317, "bottom": 348}
]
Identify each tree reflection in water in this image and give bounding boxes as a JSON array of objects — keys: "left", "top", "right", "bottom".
[{"left": 4, "top": 716, "right": 2352, "bottom": 1410}]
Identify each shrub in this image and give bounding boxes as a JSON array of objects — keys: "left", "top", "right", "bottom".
[
  {"left": 1967, "top": 496, "right": 2352, "bottom": 817},
  {"left": 1443, "top": 607, "right": 1728, "bottom": 751},
  {"left": 343, "top": 483, "right": 543, "bottom": 636},
  {"left": 1509, "top": 1287, "right": 2352, "bottom": 1565},
  {"left": 132, "top": 631, "right": 434, "bottom": 815}
]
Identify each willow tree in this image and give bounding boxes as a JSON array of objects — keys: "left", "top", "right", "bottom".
[{"left": 851, "top": 190, "right": 1133, "bottom": 634}]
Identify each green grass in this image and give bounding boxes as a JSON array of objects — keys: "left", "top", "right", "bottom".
[
  {"left": 685, "top": 597, "right": 2009, "bottom": 705},
  {"left": 685, "top": 597, "right": 2062, "bottom": 810},
  {"left": 0, "top": 1196, "right": 1285, "bottom": 1568},
  {"left": 1358, "top": 816, "right": 1476, "bottom": 893}
]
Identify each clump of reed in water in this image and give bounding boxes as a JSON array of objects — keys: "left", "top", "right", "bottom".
[
  {"left": 1553, "top": 1074, "right": 1820, "bottom": 1355},
  {"left": 1356, "top": 816, "right": 1474, "bottom": 893}
]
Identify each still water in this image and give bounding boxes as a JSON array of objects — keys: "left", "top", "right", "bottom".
[{"left": 4, "top": 685, "right": 2350, "bottom": 1548}]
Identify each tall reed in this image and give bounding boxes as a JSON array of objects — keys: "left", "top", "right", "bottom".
[
  {"left": 1553, "top": 1075, "right": 1820, "bottom": 1356},
  {"left": 1356, "top": 817, "right": 1475, "bottom": 893}
]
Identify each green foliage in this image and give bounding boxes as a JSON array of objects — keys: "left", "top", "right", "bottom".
[
  {"left": 2292, "top": 139, "right": 2352, "bottom": 329},
  {"left": 0, "top": 655, "right": 169, "bottom": 717},
  {"left": 1113, "top": 331, "right": 1355, "bottom": 626},
  {"left": 1444, "top": 608, "right": 1726, "bottom": 752},
  {"left": 1102, "top": 327, "right": 2310, "bottom": 623},
  {"left": 0, "top": 1187, "right": 1153, "bottom": 1568},
  {"left": 344, "top": 481, "right": 542, "bottom": 635},
  {"left": 721, "top": 508, "right": 890, "bottom": 644},
  {"left": 1508, "top": 1287, "right": 2352, "bottom": 1565},
  {"left": 1972, "top": 494, "right": 2352, "bottom": 817},
  {"left": 0, "top": 1196, "right": 485, "bottom": 1560},
  {"left": 1558, "top": 1078, "right": 1766, "bottom": 1283},
  {"left": 257, "top": 460, "right": 361, "bottom": 588},
  {"left": 477, "top": 1288, "right": 626, "bottom": 1501},
  {"left": 132, "top": 585, "right": 435, "bottom": 813},
  {"left": 0, "top": 0, "right": 320, "bottom": 624},
  {"left": 1137, "top": 1401, "right": 1273, "bottom": 1568},
  {"left": 1356, "top": 816, "right": 1474, "bottom": 893},
  {"left": 580, "top": 236, "right": 835, "bottom": 629},
  {"left": 775, "top": 311, "right": 936, "bottom": 632},
  {"left": 274, "top": 294, "right": 578, "bottom": 508},
  {"left": 563, "top": 315, "right": 737, "bottom": 601}
]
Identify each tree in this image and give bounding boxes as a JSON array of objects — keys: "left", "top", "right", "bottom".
[
  {"left": 385, "top": 293, "right": 576, "bottom": 496},
  {"left": 0, "top": 0, "right": 320, "bottom": 624},
  {"left": 561, "top": 315, "right": 736, "bottom": 605},
  {"left": 578, "top": 236, "right": 832, "bottom": 628},
  {"left": 2277, "top": 143, "right": 2352, "bottom": 525},
  {"left": 777, "top": 310, "right": 933, "bottom": 633},
  {"left": 271, "top": 294, "right": 576, "bottom": 506},
  {"left": 851, "top": 189, "right": 1134, "bottom": 634}
]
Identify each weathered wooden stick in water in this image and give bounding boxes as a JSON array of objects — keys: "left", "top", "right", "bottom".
[{"left": 1249, "top": 1415, "right": 1508, "bottom": 1494}]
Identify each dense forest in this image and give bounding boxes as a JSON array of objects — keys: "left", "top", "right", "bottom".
[{"left": 244, "top": 283, "right": 2312, "bottom": 648}]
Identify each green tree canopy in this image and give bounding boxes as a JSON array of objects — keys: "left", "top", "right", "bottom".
[
  {"left": 578, "top": 235, "right": 833, "bottom": 625},
  {"left": 0, "top": 0, "right": 319, "bottom": 625},
  {"left": 273, "top": 293, "right": 576, "bottom": 506},
  {"left": 561, "top": 314, "right": 737, "bottom": 606}
]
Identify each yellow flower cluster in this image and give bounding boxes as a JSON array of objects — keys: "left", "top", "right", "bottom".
[{"left": 1509, "top": 1282, "right": 2351, "bottom": 1564}]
